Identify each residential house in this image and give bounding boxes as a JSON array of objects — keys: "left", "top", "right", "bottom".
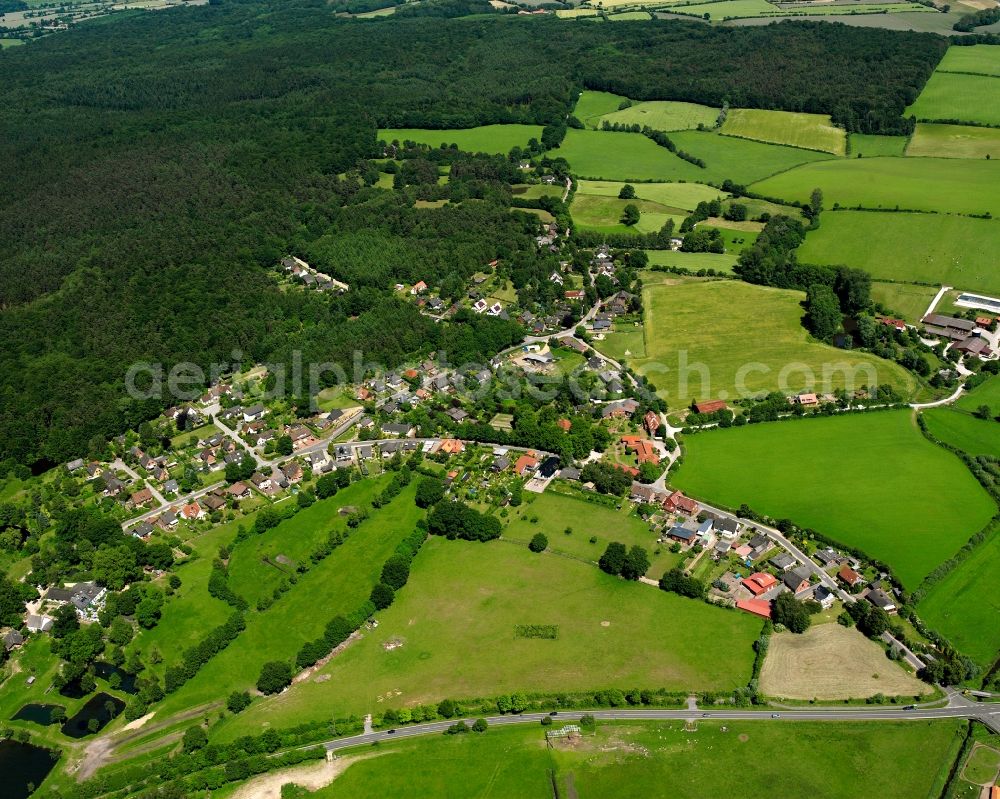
[
  {"left": 446, "top": 407, "right": 469, "bottom": 424},
  {"left": 663, "top": 490, "right": 699, "bottom": 516},
  {"left": 382, "top": 422, "right": 415, "bottom": 438},
  {"left": 866, "top": 587, "right": 897, "bottom": 614},
  {"left": 104, "top": 477, "right": 126, "bottom": 498},
  {"left": 813, "top": 585, "right": 836, "bottom": 610},
  {"left": 473, "top": 299, "right": 488, "bottom": 313},
  {"left": 130, "top": 521, "right": 154, "bottom": 540},
  {"left": 251, "top": 472, "right": 273, "bottom": 491},
  {"left": 411, "top": 281, "right": 427, "bottom": 295},
  {"left": 742, "top": 572, "right": 778, "bottom": 596},
  {"left": 814, "top": 547, "right": 844, "bottom": 567},
  {"left": 769, "top": 552, "right": 797, "bottom": 571},
  {"left": 3, "top": 629, "right": 24, "bottom": 651},
  {"left": 308, "top": 451, "right": 331, "bottom": 472},
  {"left": 356, "top": 444, "right": 374, "bottom": 460},
  {"left": 838, "top": 565, "right": 864, "bottom": 588},
  {"left": 564, "top": 290, "right": 585, "bottom": 301},
  {"left": 715, "top": 517, "right": 741, "bottom": 540},
  {"left": 336, "top": 445, "right": 353, "bottom": 462},
  {"left": 713, "top": 540, "right": 732, "bottom": 560},
  {"left": 782, "top": 566, "right": 813, "bottom": 594},
  {"left": 601, "top": 398, "right": 639, "bottom": 419},
  {"left": 243, "top": 404, "right": 266, "bottom": 423},
  {"left": 549, "top": 271, "right": 564, "bottom": 286},
  {"left": 621, "top": 435, "right": 659, "bottom": 465},
  {"left": 693, "top": 399, "right": 728, "bottom": 415},
  {"left": 129, "top": 488, "right": 155, "bottom": 509},
  {"left": 538, "top": 456, "right": 560, "bottom": 478},
  {"left": 26, "top": 614, "right": 54, "bottom": 633},
  {"left": 643, "top": 411, "right": 660, "bottom": 435},
  {"left": 513, "top": 453, "right": 539, "bottom": 476},
  {"left": 666, "top": 524, "right": 697, "bottom": 545},
  {"left": 66, "top": 458, "right": 85, "bottom": 473},
  {"left": 736, "top": 599, "right": 772, "bottom": 619},
  {"left": 560, "top": 467, "right": 581, "bottom": 481},
  {"left": 796, "top": 393, "right": 819, "bottom": 407},
  {"left": 492, "top": 453, "right": 511, "bottom": 472},
  {"left": 181, "top": 502, "right": 205, "bottom": 521},
  {"left": 438, "top": 439, "right": 464, "bottom": 455},
  {"left": 281, "top": 462, "right": 303, "bottom": 484},
  {"left": 157, "top": 509, "right": 178, "bottom": 529},
  {"left": 228, "top": 482, "right": 251, "bottom": 499},
  {"left": 202, "top": 494, "right": 226, "bottom": 512},
  {"left": 955, "top": 336, "right": 992, "bottom": 358}
]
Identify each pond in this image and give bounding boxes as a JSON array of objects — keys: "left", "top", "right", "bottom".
[
  {"left": 93, "top": 662, "right": 138, "bottom": 694},
  {"left": 12, "top": 703, "right": 66, "bottom": 726},
  {"left": 61, "top": 693, "right": 125, "bottom": 738},
  {"left": 58, "top": 676, "right": 90, "bottom": 700},
  {"left": 0, "top": 739, "right": 59, "bottom": 799}
]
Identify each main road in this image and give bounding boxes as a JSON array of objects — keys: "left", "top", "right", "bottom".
[{"left": 321, "top": 700, "right": 1000, "bottom": 753}]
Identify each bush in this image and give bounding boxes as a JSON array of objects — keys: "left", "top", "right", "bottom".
[
  {"left": 370, "top": 583, "right": 395, "bottom": 610},
  {"left": 528, "top": 533, "right": 548, "bottom": 553},
  {"left": 257, "top": 661, "right": 292, "bottom": 695},
  {"left": 227, "top": 691, "right": 252, "bottom": 713}
]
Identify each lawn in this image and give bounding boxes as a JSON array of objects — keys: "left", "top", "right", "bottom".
[
  {"left": 628, "top": 280, "right": 917, "bottom": 408},
  {"left": 906, "top": 72, "right": 1000, "bottom": 127},
  {"left": 668, "top": 129, "right": 836, "bottom": 185},
  {"left": 672, "top": 411, "right": 997, "bottom": 587},
  {"left": 219, "top": 536, "right": 761, "bottom": 732},
  {"left": 644, "top": 249, "right": 737, "bottom": 274},
  {"left": 153, "top": 483, "right": 423, "bottom": 716},
  {"left": 797, "top": 211, "right": 1000, "bottom": 296},
  {"left": 963, "top": 744, "right": 1000, "bottom": 785},
  {"left": 502, "top": 491, "right": 682, "bottom": 577},
  {"left": 576, "top": 179, "right": 723, "bottom": 210},
  {"left": 752, "top": 157, "right": 1000, "bottom": 216},
  {"left": 596, "top": 326, "right": 647, "bottom": 361},
  {"left": 870, "top": 281, "right": 939, "bottom": 323},
  {"left": 849, "top": 133, "right": 908, "bottom": 157},
  {"left": 906, "top": 123, "right": 1000, "bottom": 159},
  {"left": 721, "top": 109, "right": 847, "bottom": 155},
  {"left": 571, "top": 192, "right": 685, "bottom": 235},
  {"left": 597, "top": 99, "right": 719, "bottom": 132},
  {"left": 917, "top": 529, "right": 1000, "bottom": 667},
  {"left": 378, "top": 125, "right": 544, "bottom": 154},
  {"left": 936, "top": 44, "right": 1000, "bottom": 78}
]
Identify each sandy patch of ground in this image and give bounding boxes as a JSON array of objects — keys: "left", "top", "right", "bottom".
[
  {"left": 228, "top": 754, "right": 383, "bottom": 799},
  {"left": 121, "top": 712, "right": 156, "bottom": 732},
  {"left": 759, "top": 623, "right": 930, "bottom": 700}
]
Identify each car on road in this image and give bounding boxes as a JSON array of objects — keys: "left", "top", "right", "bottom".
[
  {"left": 903, "top": 705, "right": 916, "bottom": 710},
  {"left": 771, "top": 713, "right": 780, "bottom": 718},
  {"left": 549, "top": 711, "right": 558, "bottom": 716},
  {"left": 387, "top": 729, "right": 396, "bottom": 734}
]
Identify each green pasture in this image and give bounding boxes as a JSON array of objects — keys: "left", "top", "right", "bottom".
[
  {"left": 870, "top": 282, "right": 939, "bottom": 323},
  {"left": 956, "top": 375, "right": 1000, "bottom": 413},
  {"left": 571, "top": 192, "right": 685, "bottom": 235},
  {"left": 556, "top": 6, "right": 600, "bottom": 16},
  {"left": 629, "top": 280, "right": 916, "bottom": 408},
  {"left": 502, "top": 491, "right": 682, "bottom": 576},
  {"left": 153, "top": 483, "right": 423, "bottom": 717},
  {"left": 849, "top": 133, "right": 908, "bottom": 157},
  {"left": 576, "top": 179, "right": 723, "bottom": 210},
  {"left": 314, "top": 720, "right": 963, "bottom": 799},
  {"left": 573, "top": 91, "right": 627, "bottom": 129},
  {"left": 378, "top": 125, "right": 544, "bottom": 154},
  {"left": 511, "top": 183, "right": 564, "bottom": 200},
  {"left": 936, "top": 44, "right": 1000, "bottom": 77},
  {"left": 644, "top": 249, "right": 738, "bottom": 273},
  {"left": 752, "top": 157, "right": 1000, "bottom": 216},
  {"left": 924, "top": 407, "right": 1000, "bottom": 459},
  {"left": 673, "top": 411, "right": 997, "bottom": 587},
  {"left": 906, "top": 72, "right": 1000, "bottom": 127},
  {"left": 609, "top": 10, "right": 652, "bottom": 18},
  {"left": 797, "top": 211, "right": 1000, "bottom": 296},
  {"left": 597, "top": 99, "right": 719, "bottom": 132},
  {"left": 724, "top": 195, "right": 802, "bottom": 221},
  {"left": 555, "top": 129, "right": 710, "bottom": 182},
  {"left": 963, "top": 743, "right": 1000, "bottom": 785},
  {"left": 917, "top": 528, "right": 1000, "bottom": 667},
  {"left": 671, "top": 0, "right": 780, "bottom": 19},
  {"left": 906, "top": 123, "right": 1000, "bottom": 159},
  {"left": 220, "top": 536, "right": 760, "bottom": 732},
  {"left": 596, "top": 325, "right": 647, "bottom": 361},
  {"left": 721, "top": 108, "right": 847, "bottom": 155}
]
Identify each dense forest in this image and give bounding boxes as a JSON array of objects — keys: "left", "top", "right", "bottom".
[{"left": 0, "top": 0, "right": 948, "bottom": 466}]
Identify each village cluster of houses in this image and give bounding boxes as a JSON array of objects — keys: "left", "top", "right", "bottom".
[
  {"left": 281, "top": 256, "right": 350, "bottom": 294},
  {"left": 921, "top": 313, "right": 997, "bottom": 360}
]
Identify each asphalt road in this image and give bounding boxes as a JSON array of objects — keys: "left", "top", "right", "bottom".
[{"left": 323, "top": 701, "right": 1000, "bottom": 752}]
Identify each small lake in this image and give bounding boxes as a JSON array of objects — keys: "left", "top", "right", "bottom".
[
  {"left": 61, "top": 693, "right": 125, "bottom": 738},
  {"left": 0, "top": 739, "right": 59, "bottom": 799},
  {"left": 93, "top": 662, "right": 138, "bottom": 694},
  {"left": 12, "top": 703, "right": 65, "bottom": 726},
  {"left": 58, "top": 676, "right": 90, "bottom": 700}
]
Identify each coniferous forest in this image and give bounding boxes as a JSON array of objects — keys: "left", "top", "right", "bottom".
[{"left": 0, "top": 0, "right": 949, "bottom": 466}]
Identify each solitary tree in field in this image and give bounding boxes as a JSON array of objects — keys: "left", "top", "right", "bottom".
[
  {"left": 621, "top": 203, "right": 640, "bottom": 227},
  {"left": 974, "top": 404, "right": 993, "bottom": 420},
  {"left": 618, "top": 184, "right": 636, "bottom": 200},
  {"left": 528, "top": 533, "right": 548, "bottom": 553}
]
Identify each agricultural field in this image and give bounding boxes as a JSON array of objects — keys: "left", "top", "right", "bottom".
[
  {"left": 906, "top": 72, "right": 1000, "bottom": 127},
  {"left": 609, "top": 10, "right": 652, "bottom": 19},
  {"left": 797, "top": 211, "right": 1000, "bottom": 296},
  {"left": 870, "top": 281, "right": 939, "bottom": 323},
  {"left": 576, "top": 179, "right": 722, "bottom": 210},
  {"left": 555, "top": 129, "right": 710, "bottom": 182},
  {"left": 302, "top": 719, "right": 964, "bottom": 799},
  {"left": 597, "top": 99, "right": 719, "bottom": 132},
  {"left": 936, "top": 44, "right": 1000, "bottom": 78},
  {"left": 153, "top": 483, "right": 423, "bottom": 716},
  {"left": 644, "top": 249, "right": 738, "bottom": 273},
  {"left": 848, "top": 133, "right": 908, "bottom": 157},
  {"left": 721, "top": 109, "right": 847, "bottom": 155},
  {"left": 572, "top": 90, "right": 626, "bottom": 128},
  {"left": 906, "top": 123, "right": 1000, "bottom": 159},
  {"left": 759, "top": 623, "right": 930, "bottom": 700},
  {"left": 571, "top": 192, "right": 686, "bottom": 235},
  {"left": 378, "top": 124, "right": 544, "bottom": 154},
  {"left": 923, "top": 407, "right": 1000, "bottom": 458},
  {"left": 501, "top": 490, "right": 682, "bottom": 577},
  {"left": 917, "top": 529, "right": 1000, "bottom": 667},
  {"left": 670, "top": 0, "right": 780, "bottom": 19},
  {"left": 629, "top": 280, "right": 917, "bottom": 408},
  {"left": 555, "top": 6, "right": 600, "bottom": 16},
  {"left": 219, "top": 536, "right": 760, "bottom": 733},
  {"left": 673, "top": 411, "right": 997, "bottom": 587},
  {"left": 752, "top": 157, "right": 1000, "bottom": 216},
  {"left": 511, "top": 183, "right": 564, "bottom": 200}
]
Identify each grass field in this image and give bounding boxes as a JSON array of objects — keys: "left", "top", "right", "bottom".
[
  {"left": 964, "top": 744, "right": 1000, "bottom": 785},
  {"left": 906, "top": 71, "right": 1000, "bottom": 127},
  {"left": 220, "top": 536, "right": 760, "bottom": 732},
  {"left": 797, "top": 211, "right": 1000, "bottom": 296},
  {"left": 378, "top": 125, "right": 544, "bottom": 154},
  {"left": 673, "top": 411, "right": 997, "bottom": 587},
  {"left": 671, "top": 0, "right": 781, "bottom": 19},
  {"left": 571, "top": 193, "right": 685, "bottom": 235},
  {"left": 572, "top": 90, "right": 626, "bottom": 127},
  {"left": 644, "top": 249, "right": 737, "bottom": 273},
  {"left": 609, "top": 10, "right": 652, "bottom": 18},
  {"left": 721, "top": 109, "right": 847, "bottom": 155},
  {"left": 849, "top": 133, "right": 908, "bottom": 157},
  {"left": 917, "top": 528, "right": 1000, "bottom": 667},
  {"left": 576, "top": 179, "right": 722, "bottom": 210},
  {"left": 154, "top": 483, "right": 422, "bottom": 716},
  {"left": 501, "top": 491, "right": 682, "bottom": 577},
  {"left": 556, "top": 6, "right": 600, "bottom": 16},
  {"left": 668, "top": 129, "right": 835, "bottom": 185},
  {"left": 511, "top": 183, "right": 564, "bottom": 200},
  {"left": 870, "top": 282, "right": 939, "bottom": 323},
  {"left": 924, "top": 408, "right": 1000, "bottom": 459},
  {"left": 936, "top": 44, "right": 1000, "bottom": 78},
  {"left": 306, "top": 720, "right": 963, "bottom": 799},
  {"left": 752, "top": 157, "right": 1000, "bottom": 216},
  {"left": 906, "top": 123, "right": 1000, "bottom": 159},
  {"left": 628, "top": 280, "right": 917, "bottom": 408},
  {"left": 760, "top": 624, "right": 929, "bottom": 700},
  {"left": 597, "top": 99, "right": 719, "bottom": 132}
]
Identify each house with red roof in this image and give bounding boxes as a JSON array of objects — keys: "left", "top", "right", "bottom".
[
  {"left": 838, "top": 565, "right": 864, "bottom": 588},
  {"left": 663, "top": 490, "right": 698, "bottom": 516},
  {"left": 693, "top": 399, "right": 728, "bottom": 415},
  {"left": 741, "top": 572, "right": 778, "bottom": 596},
  {"left": 643, "top": 411, "right": 660, "bottom": 435},
  {"left": 736, "top": 598, "right": 772, "bottom": 619},
  {"left": 621, "top": 435, "right": 659, "bottom": 465},
  {"left": 181, "top": 502, "right": 205, "bottom": 521},
  {"left": 513, "top": 453, "right": 539, "bottom": 476},
  {"left": 557, "top": 418, "right": 572, "bottom": 431},
  {"left": 411, "top": 281, "right": 427, "bottom": 295}
]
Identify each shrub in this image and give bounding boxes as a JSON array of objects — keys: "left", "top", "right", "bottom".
[{"left": 528, "top": 533, "right": 548, "bottom": 553}]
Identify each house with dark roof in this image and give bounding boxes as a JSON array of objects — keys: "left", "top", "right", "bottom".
[
  {"left": 782, "top": 566, "right": 812, "bottom": 594},
  {"left": 922, "top": 313, "right": 976, "bottom": 341},
  {"left": 769, "top": 552, "right": 797, "bottom": 571},
  {"left": 865, "top": 587, "right": 897, "bottom": 614}
]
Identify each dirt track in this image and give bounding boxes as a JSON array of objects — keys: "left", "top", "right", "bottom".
[
  {"left": 759, "top": 623, "right": 930, "bottom": 700},
  {"left": 228, "top": 754, "right": 383, "bottom": 799}
]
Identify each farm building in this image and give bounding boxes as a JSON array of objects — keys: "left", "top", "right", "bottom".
[
  {"left": 736, "top": 598, "right": 772, "bottom": 619},
  {"left": 921, "top": 313, "right": 976, "bottom": 341},
  {"left": 742, "top": 572, "right": 778, "bottom": 596},
  {"left": 693, "top": 399, "right": 728, "bottom": 414}
]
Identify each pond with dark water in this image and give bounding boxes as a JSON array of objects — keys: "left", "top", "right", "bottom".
[
  {"left": 0, "top": 739, "right": 59, "bottom": 799},
  {"left": 12, "top": 703, "right": 66, "bottom": 726},
  {"left": 61, "top": 692, "right": 125, "bottom": 738}
]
